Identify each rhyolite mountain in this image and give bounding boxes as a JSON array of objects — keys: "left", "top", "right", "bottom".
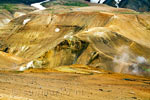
[
  {"left": 0, "top": 5, "right": 150, "bottom": 76},
  {"left": 87, "top": 0, "right": 150, "bottom": 12},
  {"left": 0, "top": 1, "right": 149, "bottom": 100},
  {"left": 0, "top": 0, "right": 150, "bottom": 76}
]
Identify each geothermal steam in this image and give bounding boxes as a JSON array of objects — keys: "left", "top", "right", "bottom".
[{"left": 113, "top": 46, "right": 149, "bottom": 76}]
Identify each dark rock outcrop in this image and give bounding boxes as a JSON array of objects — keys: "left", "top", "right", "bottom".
[
  {"left": 118, "top": 0, "right": 150, "bottom": 12},
  {"left": 88, "top": 0, "right": 150, "bottom": 12},
  {"left": 103, "top": 0, "right": 117, "bottom": 7},
  {"left": 103, "top": 0, "right": 150, "bottom": 12}
]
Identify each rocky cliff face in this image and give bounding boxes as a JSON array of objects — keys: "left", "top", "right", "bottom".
[
  {"left": 0, "top": 6, "right": 150, "bottom": 76},
  {"left": 118, "top": 0, "right": 150, "bottom": 12},
  {"left": 88, "top": 0, "right": 150, "bottom": 12}
]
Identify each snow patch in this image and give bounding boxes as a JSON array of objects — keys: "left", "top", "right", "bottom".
[
  {"left": 64, "top": 35, "right": 74, "bottom": 41},
  {"left": 90, "top": 0, "right": 106, "bottom": 4},
  {"left": 114, "top": 0, "right": 122, "bottom": 8},
  {"left": 23, "top": 19, "right": 31, "bottom": 25},
  {"left": 64, "top": 31, "right": 74, "bottom": 40},
  {"left": 21, "top": 46, "right": 26, "bottom": 51},
  {"left": 19, "top": 66, "right": 27, "bottom": 71},
  {"left": 99, "top": 0, "right": 106, "bottom": 4},
  {"left": 55, "top": 28, "right": 60, "bottom": 32},
  {"left": 90, "top": 0, "right": 99, "bottom": 3},
  {"left": 90, "top": 0, "right": 122, "bottom": 8},
  {"left": 64, "top": 33, "right": 73, "bottom": 39},
  {"left": 19, "top": 61, "right": 35, "bottom": 71},
  {"left": 68, "top": 36, "right": 74, "bottom": 40},
  {"left": 31, "top": 0, "right": 50, "bottom": 10},
  {"left": 91, "top": 70, "right": 102, "bottom": 73},
  {"left": 94, "top": 32, "right": 105, "bottom": 37},
  {"left": 21, "top": 46, "right": 29, "bottom": 51},
  {"left": 26, "top": 61, "right": 35, "bottom": 69},
  {"left": 64, "top": 35, "right": 70, "bottom": 39}
]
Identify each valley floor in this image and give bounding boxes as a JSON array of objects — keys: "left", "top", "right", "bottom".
[{"left": 0, "top": 71, "right": 149, "bottom": 100}]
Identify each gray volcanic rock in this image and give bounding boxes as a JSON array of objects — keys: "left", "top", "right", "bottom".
[
  {"left": 103, "top": 0, "right": 117, "bottom": 7},
  {"left": 88, "top": 0, "right": 150, "bottom": 12},
  {"left": 118, "top": 0, "right": 150, "bottom": 12}
]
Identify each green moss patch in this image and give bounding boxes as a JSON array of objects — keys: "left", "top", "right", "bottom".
[{"left": 0, "top": 4, "right": 18, "bottom": 13}]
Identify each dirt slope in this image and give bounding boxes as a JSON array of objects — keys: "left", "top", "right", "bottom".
[{"left": 0, "top": 71, "right": 149, "bottom": 100}]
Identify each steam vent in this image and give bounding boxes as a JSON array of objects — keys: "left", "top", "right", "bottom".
[{"left": 0, "top": 0, "right": 149, "bottom": 100}]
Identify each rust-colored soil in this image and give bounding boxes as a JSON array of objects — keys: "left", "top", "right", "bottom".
[{"left": 0, "top": 71, "right": 149, "bottom": 100}]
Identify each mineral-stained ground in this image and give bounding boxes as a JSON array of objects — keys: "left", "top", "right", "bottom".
[
  {"left": 0, "top": 70, "right": 150, "bottom": 100},
  {"left": 0, "top": 1, "right": 149, "bottom": 100}
]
